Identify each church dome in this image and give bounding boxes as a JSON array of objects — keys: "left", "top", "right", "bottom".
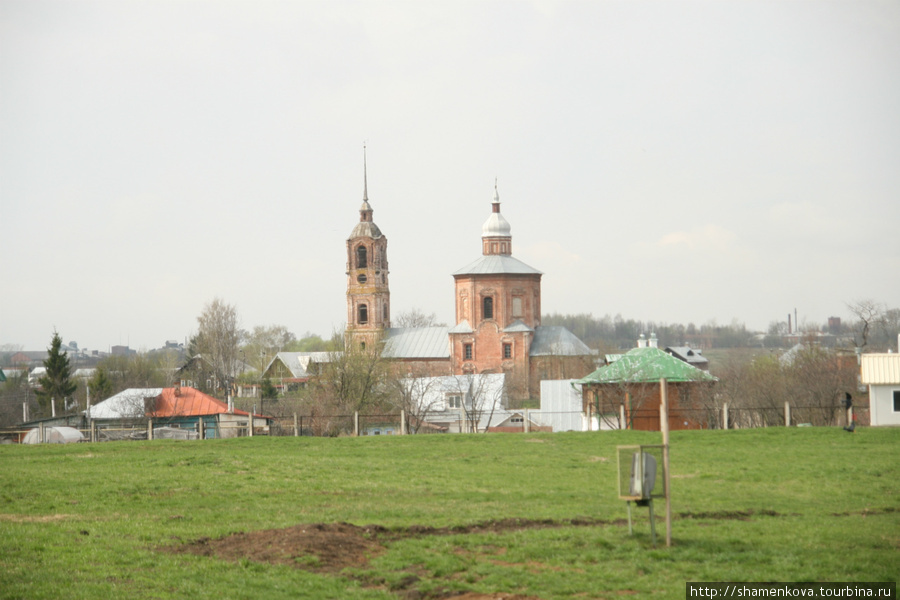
[
  {"left": 351, "top": 221, "right": 383, "bottom": 239},
  {"left": 481, "top": 185, "right": 511, "bottom": 238}
]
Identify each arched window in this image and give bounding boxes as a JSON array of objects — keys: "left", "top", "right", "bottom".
[
  {"left": 356, "top": 245, "right": 368, "bottom": 269},
  {"left": 483, "top": 296, "right": 494, "bottom": 320},
  {"left": 358, "top": 303, "right": 368, "bottom": 324}
]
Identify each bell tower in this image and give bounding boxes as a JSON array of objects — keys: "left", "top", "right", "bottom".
[{"left": 346, "top": 147, "right": 390, "bottom": 350}]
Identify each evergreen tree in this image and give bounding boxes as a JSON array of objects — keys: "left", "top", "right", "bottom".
[
  {"left": 260, "top": 377, "right": 278, "bottom": 401},
  {"left": 88, "top": 367, "right": 113, "bottom": 403},
  {"left": 36, "top": 332, "right": 77, "bottom": 414}
]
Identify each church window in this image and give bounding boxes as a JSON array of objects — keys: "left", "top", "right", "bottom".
[
  {"left": 503, "top": 343, "right": 512, "bottom": 359},
  {"left": 512, "top": 296, "right": 523, "bottom": 318},
  {"left": 383, "top": 303, "right": 389, "bottom": 320},
  {"left": 358, "top": 303, "right": 368, "bottom": 324},
  {"left": 356, "top": 245, "right": 368, "bottom": 269},
  {"left": 464, "top": 343, "right": 473, "bottom": 360},
  {"left": 483, "top": 296, "right": 494, "bottom": 320},
  {"left": 357, "top": 273, "right": 367, "bottom": 284}
]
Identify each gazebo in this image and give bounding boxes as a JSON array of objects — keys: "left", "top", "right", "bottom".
[{"left": 575, "top": 345, "right": 718, "bottom": 431}]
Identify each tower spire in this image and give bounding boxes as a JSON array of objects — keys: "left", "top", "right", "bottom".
[{"left": 363, "top": 143, "right": 368, "bottom": 202}]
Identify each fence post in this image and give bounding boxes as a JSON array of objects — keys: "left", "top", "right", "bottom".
[
  {"left": 91, "top": 420, "right": 96, "bottom": 443},
  {"left": 198, "top": 418, "right": 204, "bottom": 440},
  {"left": 293, "top": 413, "right": 299, "bottom": 437},
  {"left": 39, "top": 422, "right": 45, "bottom": 444},
  {"left": 148, "top": 418, "right": 153, "bottom": 441},
  {"left": 354, "top": 411, "right": 359, "bottom": 436},
  {"left": 523, "top": 408, "right": 530, "bottom": 433},
  {"left": 619, "top": 404, "right": 625, "bottom": 430},
  {"left": 248, "top": 413, "right": 254, "bottom": 437},
  {"left": 400, "top": 410, "right": 406, "bottom": 435},
  {"left": 784, "top": 401, "right": 791, "bottom": 427},
  {"left": 723, "top": 403, "right": 729, "bottom": 430}
]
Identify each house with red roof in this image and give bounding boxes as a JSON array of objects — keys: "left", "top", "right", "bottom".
[{"left": 86, "top": 384, "right": 269, "bottom": 438}]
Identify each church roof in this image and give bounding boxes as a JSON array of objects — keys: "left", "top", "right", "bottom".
[
  {"left": 350, "top": 220, "right": 383, "bottom": 239},
  {"left": 529, "top": 326, "right": 592, "bottom": 356},
  {"left": 384, "top": 327, "right": 451, "bottom": 359},
  {"left": 453, "top": 254, "right": 542, "bottom": 276},
  {"left": 448, "top": 320, "right": 474, "bottom": 334},
  {"left": 503, "top": 320, "right": 534, "bottom": 333}
]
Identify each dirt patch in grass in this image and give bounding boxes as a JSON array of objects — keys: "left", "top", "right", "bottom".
[
  {"left": 165, "top": 517, "right": 614, "bottom": 575},
  {"left": 165, "top": 511, "right": 793, "bottom": 573},
  {"left": 163, "top": 511, "right": 791, "bottom": 598}
]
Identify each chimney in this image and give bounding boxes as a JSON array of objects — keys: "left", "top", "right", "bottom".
[
  {"left": 649, "top": 332, "right": 658, "bottom": 348},
  {"left": 174, "top": 381, "right": 181, "bottom": 397}
]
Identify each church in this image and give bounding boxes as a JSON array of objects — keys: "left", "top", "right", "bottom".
[{"left": 344, "top": 158, "right": 595, "bottom": 403}]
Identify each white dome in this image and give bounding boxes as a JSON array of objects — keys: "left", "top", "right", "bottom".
[
  {"left": 481, "top": 185, "right": 511, "bottom": 237},
  {"left": 482, "top": 212, "right": 511, "bottom": 237}
]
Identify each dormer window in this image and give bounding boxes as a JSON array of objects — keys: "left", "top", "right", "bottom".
[{"left": 356, "top": 245, "right": 368, "bottom": 269}]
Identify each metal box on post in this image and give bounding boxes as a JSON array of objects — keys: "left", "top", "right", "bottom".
[{"left": 617, "top": 444, "right": 666, "bottom": 544}]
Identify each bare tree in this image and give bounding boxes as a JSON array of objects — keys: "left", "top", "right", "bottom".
[
  {"left": 193, "top": 298, "right": 242, "bottom": 392},
  {"left": 243, "top": 325, "right": 296, "bottom": 372},
  {"left": 846, "top": 299, "right": 885, "bottom": 349},
  {"left": 389, "top": 369, "right": 445, "bottom": 433},
  {"left": 446, "top": 373, "right": 505, "bottom": 433},
  {"left": 393, "top": 308, "right": 446, "bottom": 328},
  {"left": 306, "top": 332, "right": 391, "bottom": 434}
]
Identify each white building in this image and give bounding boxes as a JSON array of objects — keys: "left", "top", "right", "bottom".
[{"left": 861, "top": 353, "right": 900, "bottom": 427}]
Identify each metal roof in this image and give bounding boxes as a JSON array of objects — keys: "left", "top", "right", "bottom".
[
  {"left": 384, "top": 327, "right": 451, "bottom": 359},
  {"left": 448, "top": 320, "right": 474, "bottom": 334},
  {"left": 349, "top": 221, "right": 383, "bottom": 239},
  {"left": 576, "top": 347, "right": 717, "bottom": 384},
  {"left": 266, "top": 352, "right": 333, "bottom": 378},
  {"left": 453, "top": 255, "right": 542, "bottom": 276},
  {"left": 503, "top": 320, "right": 534, "bottom": 333},
  {"left": 530, "top": 326, "right": 592, "bottom": 356},
  {"left": 86, "top": 388, "right": 164, "bottom": 419},
  {"left": 664, "top": 346, "right": 709, "bottom": 368},
  {"left": 861, "top": 353, "right": 900, "bottom": 385}
]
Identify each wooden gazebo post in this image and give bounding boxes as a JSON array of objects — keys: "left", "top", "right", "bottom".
[{"left": 660, "top": 377, "right": 672, "bottom": 547}]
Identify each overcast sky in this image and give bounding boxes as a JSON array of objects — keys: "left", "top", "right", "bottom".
[{"left": 2, "top": 0, "right": 898, "bottom": 352}]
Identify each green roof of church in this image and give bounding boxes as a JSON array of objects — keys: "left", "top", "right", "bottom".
[{"left": 576, "top": 346, "right": 717, "bottom": 384}]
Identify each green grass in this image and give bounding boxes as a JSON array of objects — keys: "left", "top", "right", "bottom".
[{"left": 1, "top": 428, "right": 898, "bottom": 599}]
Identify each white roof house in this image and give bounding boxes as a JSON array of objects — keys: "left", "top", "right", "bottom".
[
  {"left": 86, "top": 388, "right": 163, "bottom": 420},
  {"left": 861, "top": 354, "right": 900, "bottom": 427},
  {"left": 401, "top": 373, "right": 506, "bottom": 433}
]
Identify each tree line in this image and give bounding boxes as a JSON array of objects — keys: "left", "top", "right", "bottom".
[
  {"left": 544, "top": 299, "right": 900, "bottom": 352},
  {"left": 1, "top": 297, "right": 895, "bottom": 429}
]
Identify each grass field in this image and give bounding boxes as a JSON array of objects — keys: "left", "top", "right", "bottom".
[{"left": 1, "top": 427, "right": 898, "bottom": 599}]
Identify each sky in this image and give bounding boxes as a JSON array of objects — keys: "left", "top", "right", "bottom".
[{"left": 2, "top": 0, "right": 899, "bottom": 353}]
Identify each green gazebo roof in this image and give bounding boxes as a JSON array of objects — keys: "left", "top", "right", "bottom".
[{"left": 576, "top": 347, "right": 717, "bottom": 385}]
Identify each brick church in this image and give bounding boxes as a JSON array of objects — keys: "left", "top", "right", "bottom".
[{"left": 345, "top": 159, "right": 594, "bottom": 402}]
